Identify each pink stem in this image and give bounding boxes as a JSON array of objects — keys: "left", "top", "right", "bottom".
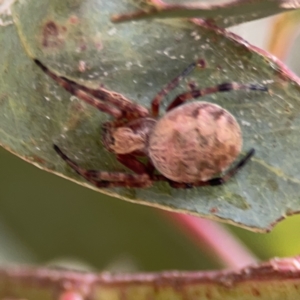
[{"left": 164, "top": 212, "right": 257, "bottom": 269}]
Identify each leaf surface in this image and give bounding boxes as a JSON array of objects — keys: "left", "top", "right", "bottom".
[
  {"left": 111, "top": 0, "right": 300, "bottom": 27},
  {"left": 1, "top": 0, "right": 300, "bottom": 231}
]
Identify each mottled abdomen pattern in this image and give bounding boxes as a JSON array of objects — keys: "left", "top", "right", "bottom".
[{"left": 148, "top": 102, "right": 242, "bottom": 182}]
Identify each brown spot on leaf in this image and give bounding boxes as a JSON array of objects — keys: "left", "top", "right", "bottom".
[
  {"left": 68, "top": 15, "right": 79, "bottom": 24},
  {"left": 73, "top": 37, "right": 88, "bottom": 52},
  {"left": 95, "top": 41, "right": 103, "bottom": 51},
  {"left": 210, "top": 207, "right": 219, "bottom": 213},
  {"left": 42, "top": 21, "right": 65, "bottom": 48}
]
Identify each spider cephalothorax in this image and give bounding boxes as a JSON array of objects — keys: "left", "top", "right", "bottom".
[{"left": 35, "top": 59, "right": 267, "bottom": 188}]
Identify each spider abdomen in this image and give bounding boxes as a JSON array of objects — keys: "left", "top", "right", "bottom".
[{"left": 148, "top": 102, "right": 242, "bottom": 183}]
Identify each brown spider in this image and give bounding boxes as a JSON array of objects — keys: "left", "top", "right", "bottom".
[{"left": 34, "top": 59, "right": 267, "bottom": 189}]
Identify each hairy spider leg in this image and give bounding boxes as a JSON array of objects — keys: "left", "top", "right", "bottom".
[
  {"left": 167, "top": 149, "right": 255, "bottom": 188},
  {"left": 34, "top": 60, "right": 149, "bottom": 120},
  {"left": 117, "top": 154, "right": 157, "bottom": 177},
  {"left": 117, "top": 154, "right": 149, "bottom": 174},
  {"left": 54, "top": 144, "right": 254, "bottom": 189},
  {"left": 167, "top": 82, "right": 268, "bottom": 111},
  {"left": 53, "top": 145, "right": 152, "bottom": 188},
  {"left": 151, "top": 59, "right": 205, "bottom": 117}
]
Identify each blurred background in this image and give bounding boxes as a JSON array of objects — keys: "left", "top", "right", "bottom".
[{"left": 1, "top": 12, "right": 300, "bottom": 272}]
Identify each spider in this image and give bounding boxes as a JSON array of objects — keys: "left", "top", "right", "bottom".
[{"left": 34, "top": 59, "right": 268, "bottom": 189}]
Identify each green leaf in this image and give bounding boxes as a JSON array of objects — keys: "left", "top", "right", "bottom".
[
  {"left": 111, "top": 0, "right": 300, "bottom": 27},
  {"left": 1, "top": 0, "right": 300, "bottom": 232},
  {"left": 1, "top": 258, "right": 300, "bottom": 299}
]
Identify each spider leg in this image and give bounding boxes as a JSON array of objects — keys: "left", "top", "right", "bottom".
[
  {"left": 34, "top": 60, "right": 149, "bottom": 120},
  {"left": 152, "top": 149, "right": 255, "bottom": 188},
  {"left": 54, "top": 145, "right": 152, "bottom": 188},
  {"left": 151, "top": 59, "right": 205, "bottom": 117},
  {"left": 117, "top": 154, "right": 156, "bottom": 176},
  {"left": 167, "top": 82, "right": 268, "bottom": 111}
]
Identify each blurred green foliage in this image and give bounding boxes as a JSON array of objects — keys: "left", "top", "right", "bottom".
[{"left": 230, "top": 216, "right": 300, "bottom": 259}]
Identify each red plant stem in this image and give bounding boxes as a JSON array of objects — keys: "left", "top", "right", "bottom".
[{"left": 164, "top": 212, "right": 257, "bottom": 269}]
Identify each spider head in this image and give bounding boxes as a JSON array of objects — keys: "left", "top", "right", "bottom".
[{"left": 102, "top": 117, "right": 157, "bottom": 155}]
